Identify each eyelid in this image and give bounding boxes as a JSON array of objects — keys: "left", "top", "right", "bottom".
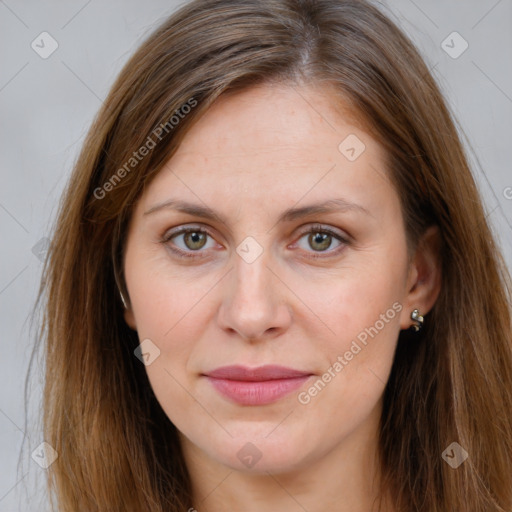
[
  {"left": 294, "top": 223, "right": 349, "bottom": 241},
  {"left": 161, "top": 224, "right": 217, "bottom": 242}
]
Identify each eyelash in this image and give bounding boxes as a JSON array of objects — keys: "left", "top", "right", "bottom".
[{"left": 159, "top": 223, "right": 350, "bottom": 260}]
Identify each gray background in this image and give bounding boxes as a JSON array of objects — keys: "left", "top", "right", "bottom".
[{"left": 1, "top": 0, "right": 511, "bottom": 510}]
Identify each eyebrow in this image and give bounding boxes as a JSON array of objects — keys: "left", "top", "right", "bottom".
[{"left": 143, "top": 198, "right": 372, "bottom": 224}]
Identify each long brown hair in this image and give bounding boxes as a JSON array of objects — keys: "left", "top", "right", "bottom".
[{"left": 35, "top": 0, "right": 512, "bottom": 510}]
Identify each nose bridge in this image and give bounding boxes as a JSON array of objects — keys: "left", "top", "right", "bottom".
[
  {"left": 217, "top": 243, "right": 290, "bottom": 340},
  {"left": 232, "top": 249, "right": 271, "bottom": 306}
]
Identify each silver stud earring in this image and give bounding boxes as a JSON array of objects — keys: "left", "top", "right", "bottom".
[{"left": 410, "top": 309, "right": 424, "bottom": 331}]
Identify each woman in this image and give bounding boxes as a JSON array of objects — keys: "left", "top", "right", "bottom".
[{"left": 37, "top": 0, "right": 512, "bottom": 510}]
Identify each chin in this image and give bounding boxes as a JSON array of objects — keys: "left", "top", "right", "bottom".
[{"left": 199, "top": 426, "right": 317, "bottom": 474}]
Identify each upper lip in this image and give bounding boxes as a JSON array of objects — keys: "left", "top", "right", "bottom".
[{"left": 204, "top": 365, "right": 312, "bottom": 381}]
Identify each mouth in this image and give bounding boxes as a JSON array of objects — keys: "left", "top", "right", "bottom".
[{"left": 203, "top": 365, "right": 314, "bottom": 406}]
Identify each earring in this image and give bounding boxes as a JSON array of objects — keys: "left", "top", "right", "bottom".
[
  {"left": 410, "top": 309, "right": 424, "bottom": 331},
  {"left": 119, "top": 289, "right": 128, "bottom": 309}
]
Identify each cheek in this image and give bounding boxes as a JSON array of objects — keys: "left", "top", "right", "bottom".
[
  {"left": 127, "top": 266, "right": 215, "bottom": 424},
  {"left": 291, "top": 280, "right": 403, "bottom": 438},
  {"left": 125, "top": 240, "right": 217, "bottom": 338},
  {"left": 122, "top": 239, "right": 215, "bottom": 399},
  {"left": 290, "top": 252, "right": 406, "bottom": 400},
  {"left": 294, "top": 260, "right": 405, "bottom": 344}
]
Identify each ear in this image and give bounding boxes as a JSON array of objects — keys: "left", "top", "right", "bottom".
[
  {"left": 122, "top": 293, "right": 138, "bottom": 330},
  {"left": 124, "top": 307, "right": 137, "bottom": 330},
  {"left": 399, "top": 225, "right": 442, "bottom": 330}
]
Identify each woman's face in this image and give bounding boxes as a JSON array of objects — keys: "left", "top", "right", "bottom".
[{"left": 123, "top": 83, "right": 418, "bottom": 474}]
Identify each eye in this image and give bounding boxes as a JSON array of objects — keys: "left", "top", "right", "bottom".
[
  {"left": 160, "top": 226, "right": 219, "bottom": 258},
  {"left": 293, "top": 224, "right": 349, "bottom": 258},
  {"left": 160, "top": 223, "right": 350, "bottom": 260}
]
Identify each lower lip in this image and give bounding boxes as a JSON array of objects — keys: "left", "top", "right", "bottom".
[{"left": 206, "top": 376, "right": 311, "bottom": 405}]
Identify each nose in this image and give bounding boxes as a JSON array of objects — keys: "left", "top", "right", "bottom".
[{"left": 216, "top": 250, "right": 292, "bottom": 342}]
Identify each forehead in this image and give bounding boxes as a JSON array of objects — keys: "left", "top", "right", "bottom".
[
  {"left": 174, "top": 82, "right": 368, "bottom": 157},
  {"left": 137, "top": 83, "right": 394, "bottom": 218}
]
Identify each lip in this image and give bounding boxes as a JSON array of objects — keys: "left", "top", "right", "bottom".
[{"left": 203, "top": 365, "right": 313, "bottom": 405}]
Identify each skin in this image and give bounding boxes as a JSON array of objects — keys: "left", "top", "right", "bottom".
[{"left": 122, "top": 82, "right": 441, "bottom": 512}]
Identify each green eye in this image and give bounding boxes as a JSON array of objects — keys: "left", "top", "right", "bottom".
[
  {"left": 181, "top": 231, "right": 208, "bottom": 250},
  {"left": 293, "top": 224, "right": 349, "bottom": 258},
  {"left": 161, "top": 223, "right": 349, "bottom": 260},
  {"left": 162, "top": 227, "right": 216, "bottom": 258},
  {"left": 307, "top": 231, "right": 335, "bottom": 251}
]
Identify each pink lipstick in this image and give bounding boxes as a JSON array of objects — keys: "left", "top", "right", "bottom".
[{"left": 204, "top": 365, "right": 312, "bottom": 406}]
